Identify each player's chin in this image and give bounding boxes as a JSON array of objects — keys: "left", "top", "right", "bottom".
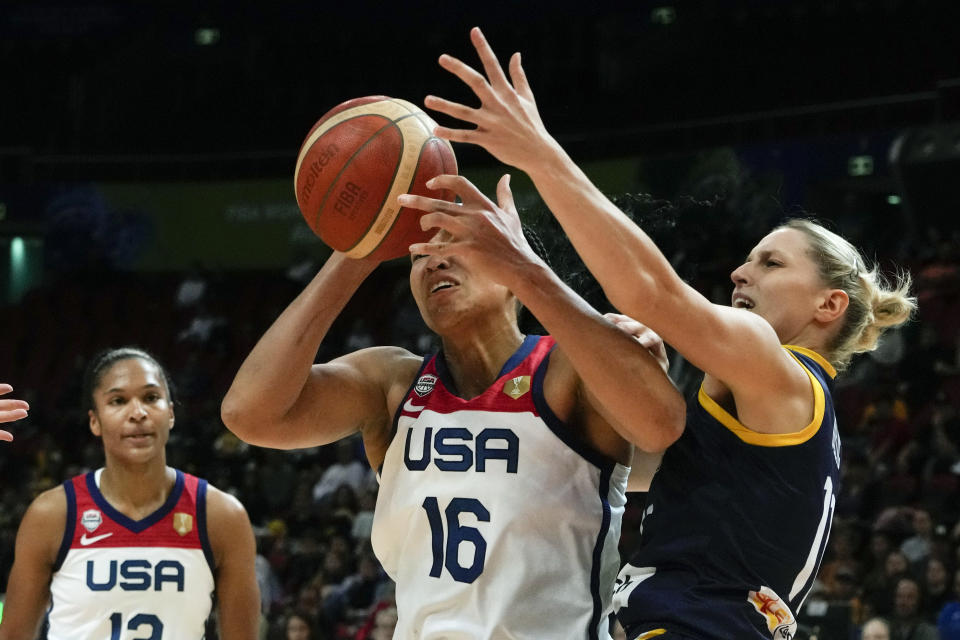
[{"left": 421, "top": 305, "right": 459, "bottom": 335}]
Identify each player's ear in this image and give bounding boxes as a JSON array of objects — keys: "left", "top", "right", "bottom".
[
  {"left": 815, "top": 288, "right": 849, "bottom": 324},
  {"left": 89, "top": 409, "right": 102, "bottom": 437}
]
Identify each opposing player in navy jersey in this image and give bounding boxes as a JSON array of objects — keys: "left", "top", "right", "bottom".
[
  {"left": 421, "top": 27, "right": 917, "bottom": 640},
  {"left": 0, "top": 348, "right": 260, "bottom": 640},
  {"left": 221, "top": 177, "right": 685, "bottom": 637},
  {"left": 0, "top": 382, "right": 29, "bottom": 441}
]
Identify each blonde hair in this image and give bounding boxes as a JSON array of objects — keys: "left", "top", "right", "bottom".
[{"left": 779, "top": 218, "right": 916, "bottom": 371}]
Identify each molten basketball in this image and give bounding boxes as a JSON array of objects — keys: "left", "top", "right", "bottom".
[{"left": 294, "top": 96, "right": 458, "bottom": 261}]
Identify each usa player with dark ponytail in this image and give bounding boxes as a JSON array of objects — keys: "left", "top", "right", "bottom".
[
  {"left": 222, "top": 167, "right": 685, "bottom": 637},
  {"left": 0, "top": 348, "right": 260, "bottom": 640}
]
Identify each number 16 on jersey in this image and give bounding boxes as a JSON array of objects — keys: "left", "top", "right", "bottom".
[{"left": 421, "top": 497, "right": 490, "bottom": 584}]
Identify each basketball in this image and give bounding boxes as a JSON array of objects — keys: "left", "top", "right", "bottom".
[{"left": 294, "top": 96, "right": 458, "bottom": 261}]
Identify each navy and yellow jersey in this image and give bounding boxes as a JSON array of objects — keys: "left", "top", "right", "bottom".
[{"left": 614, "top": 346, "right": 841, "bottom": 640}]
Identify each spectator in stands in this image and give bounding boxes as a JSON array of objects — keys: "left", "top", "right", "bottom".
[
  {"left": 285, "top": 611, "right": 319, "bottom": 640},
  {"left": 923, "top": 557, "right": 954, "bottom": 620},
  {"left": 890, "top": 577, "right": 940, "bottom": 640},
  {"left": 925, "top": 393, "right": 960, "bottom": 477},
  {"left": 817, "top": 524, "right": 864, "bottom": 609},
  {"left": 256, "top": 535, "right": 284, "bottom": 619},
  {"left": 837, "top": 452, "right": 879, "bottom": 519},
  {"left": 865, "top": 392, "right": 914, "bottom": 469},
  {"left": 260, "top": 451, "right": 299, "bottom": 515},
  {"left": 311, "top": 439, "right": 372, "bottom": 506},
  {"left": 902, "top": 508, "right": 936, "bottom": 566},
  {"left": 323, "top": 551, "right": 387, "bottom": 628},
  {"left": 938, "top": 568, "right": 960, "bottom": 640},
  {"left": 865, "top": 532, "right": 896, "bottom": 573},
  {"left": 354, "top": 599, "right": 398, "bottom": 640},
  {"left": 350, "top": 489, "right": 376, "bottom": 543},
  {"left": 862, "top": 617, "right": 892, "bottom": 640},
  {"left": 863, "top": 550, "right": 912, "bottom": 618}
]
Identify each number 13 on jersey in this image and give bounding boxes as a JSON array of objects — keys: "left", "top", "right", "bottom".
[{"left": 421, "top": 497, "right": 490, "bottom": 584}]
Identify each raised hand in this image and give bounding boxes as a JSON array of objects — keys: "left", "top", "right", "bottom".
[
  {"left": 0, "top": 383, "right": 29, "bottom": 442},
  {"left": 425, "top": 27, "right": 557, "bottom": 171},
  {"left": 400, "top": 173, "right": 543, "bottom": 289}
]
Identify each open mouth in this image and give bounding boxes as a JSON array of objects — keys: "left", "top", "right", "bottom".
[
  {"left": 732, "top": 295, "right": 755, "bottom": 310},
  {"left": 430, "top": 280, "right": 457, "bottom": 294}
]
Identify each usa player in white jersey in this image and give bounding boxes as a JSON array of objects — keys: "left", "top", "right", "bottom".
[
  {"left": 0, "top": 348, "right": 260, "bottom": 640},
  {"left": 222, "top": 178, "right": 685, "bottom": 637},
  {"left": 0, "top": 382, "right": 29, "bottom": 441}
]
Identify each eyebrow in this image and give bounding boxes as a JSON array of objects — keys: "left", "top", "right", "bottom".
[
  {"left": 102, "top": 383, "right": 162, "bottom": 394},
  {"left": 745, "top": 249, "right": 784, "bottom": 261}
]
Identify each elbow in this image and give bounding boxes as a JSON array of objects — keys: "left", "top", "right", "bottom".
[
  {"left": 664, "top": 396, "right": 687, "bottom": 448},
  {"left": 220, "top": 394, "right": 263, "bottom": 446},
  {"left": 639, "top": 395, "right": 686, "bottom": 453}
]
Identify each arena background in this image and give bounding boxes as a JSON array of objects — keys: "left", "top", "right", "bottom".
[{"left": 1, "top": 2, "right": 958, "bottom": 639}]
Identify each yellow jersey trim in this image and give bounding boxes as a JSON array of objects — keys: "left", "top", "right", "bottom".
[
  {"left": 697, "top": 348, "right": 827, "bottom": 447},
  {"left": 634, "top": 631, "right": 667, "bottom": 640},
  {"left": 782, "top": 344, "right": 837, "bottom": 378}
]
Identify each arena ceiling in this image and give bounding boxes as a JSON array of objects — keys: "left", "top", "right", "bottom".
[{"left": 0, "top": 0, "right": 956, "bottom": 178}]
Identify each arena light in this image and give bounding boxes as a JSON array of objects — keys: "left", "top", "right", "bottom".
[
  {"left": 10, "top": 236, "right": 24, "bottom": 263},
  {"left": 651, "top": 6, "right": 676, "bottom": 24},
  {"left": 194, "top": 27, "right": 221, "bottom": 46},
  {"left": 887, "top": 194, "right": 901, "bottom": 205},
  {"left": 847, "top": 155, "right": 874, "bottom": 176}
]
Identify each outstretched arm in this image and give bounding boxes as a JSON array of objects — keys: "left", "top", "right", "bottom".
[
  {"left": 403, "top": 174, "right": 684, "bottom": 453},
  {"left": 0, "top": 383, "right": 29, "bottom": 442},
  {"left": 221, "top": 253, "right": 414, "bottom": 456},
  {"left": 425, "top": 28, "right": 803, "bottom": 404}
]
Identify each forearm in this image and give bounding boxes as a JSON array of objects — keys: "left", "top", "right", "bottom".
[
  {"left": 221, "top": 253, "right": 376, "bottom": 440},
  {"left": 523, "top": 142, "right": 683, "bottom": 325},
  {"left": 511, "top": 262, "right": 684, "bottom": 451},
  {"left": 217, "top": 600, "right": 261, "bottom": 640},
  {"left": 0, "top": 567, "right": 50, "bottom": 640}
]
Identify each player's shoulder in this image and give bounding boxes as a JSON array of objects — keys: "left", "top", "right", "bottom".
[
  {"left": 202, "top": 481, "right": 249, "bottom": 520},
  {"left": 27, "top": 484, "right": 68, "bottom": 517},
  {"left": 345, "top": 345, "right": 425, "bottom": 385},
  {"left": 199, "top": 481, "right": 255, "bottom": 565},
  {"left": 343, "top": 345, "right": 422, "bottom": 371},
  {"left": 365, "top": 345, "right": 424, "bottom": 365},
  {"left": 18, "top": 484, "right": 68, "bottom": 537}
]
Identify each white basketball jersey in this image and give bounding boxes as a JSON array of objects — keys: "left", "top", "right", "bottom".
[
  {"left": 372, "top": 335, "right": 630, "bottom": 640},
  {"left": 47, "top": 469, "right": 216, "bottom": 640}
]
